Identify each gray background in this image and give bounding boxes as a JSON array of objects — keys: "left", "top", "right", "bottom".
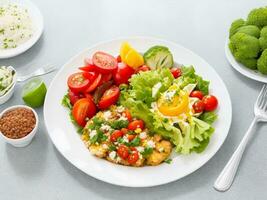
[{"left": 0, "top": 0, "right": 267, "bottom": 199}]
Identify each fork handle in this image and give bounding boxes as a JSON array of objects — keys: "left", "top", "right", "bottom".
[{"left": 214, "top": 117, "right": 258, "bottom": 192}]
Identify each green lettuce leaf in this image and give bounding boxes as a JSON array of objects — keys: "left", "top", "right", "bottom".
[{"left": 200, "top": 111, "right": 218, "bottom": 124}]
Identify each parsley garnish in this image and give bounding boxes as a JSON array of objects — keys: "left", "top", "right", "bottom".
[
  {"left": 141, "top": 147, "right": 153, "bottom": 158},
  {"left": 164, "top": 158, "right": 172, "bottom": 164},
  {"left": 109, "top": 120, "right": 129, "bottom": 129},
  {"left": 129, "top": 137, "right": 140, "bottom": 147}
]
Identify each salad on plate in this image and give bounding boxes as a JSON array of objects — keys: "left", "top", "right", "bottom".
[{"left": 62, "top": 42, "right": 219, "bottom": 167}]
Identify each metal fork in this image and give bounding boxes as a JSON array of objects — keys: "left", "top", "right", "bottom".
[
  {"left": 17, "top": 64, "right": 57, "bottom": 82},
  {"left": 214, "top": 85, "right": 267, "bottom": 192}
]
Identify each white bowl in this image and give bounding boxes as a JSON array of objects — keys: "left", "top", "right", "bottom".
[
  {"left": 0, "top": 66, "right": 17, "bottom": 105},
  {"left": 0, "top": 105, "right": 38, "bottom": 147}
]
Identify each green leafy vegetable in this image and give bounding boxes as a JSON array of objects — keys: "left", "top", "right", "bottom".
[
  {"left": 200, "top": 112, "right": 218, "bottom": 124},
  {"left": 164, "top": 158, "right": 172, "bottom": 164},
  {"left": 62, "top": 93, "right": 72, "bottom": 109},
  {"left": 109, "top": 120, "right": 129, "bottom": 129},
  {"left": 141, "top": 147, "right": 153, "bottom": 158},
  {"left": 129, "top": 137, "right": 141, "bottom": 147}
]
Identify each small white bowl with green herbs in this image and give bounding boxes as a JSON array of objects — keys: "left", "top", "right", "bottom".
[{"left": 0, "top": 66, "right": 17, "bottom": 104}]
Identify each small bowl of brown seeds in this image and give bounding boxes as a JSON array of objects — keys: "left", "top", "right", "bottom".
[{"left": 0, "top": 105, "right": 38, "bottom": 147}]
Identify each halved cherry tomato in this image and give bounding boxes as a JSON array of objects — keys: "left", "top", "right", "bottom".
[
  {"left": 110, "top": 130, "right": 124, "bottom": 142},
  {"left": 84, "top": 93, "right": 94, "bottom": 102},
  {"left": 170, "top": 68, "right": 182, "bottom": 78},
  {"left": 136, "top": 65, "right": 150, "bottom": 73},
  {"left": 121, "top": 128, "right": 128, "bottom": 135},
  {"left": 128, "top": 151, "right": 139, "bottom": 164},
  {"left": 98, "top": 86, "right": 120, "bottom": 110},
  {"left": 123, "top": 109, "right": 132, "bottom": 122},
  {"left": 85, "top": 73, "right": 102, "bottom": 93},
  {"left": 67, "top": 72, "right": 90, "bottom": 93},
  {"left": 128, "top": 120, "right": 144, "bottom": 130},
  {"left": 114, "top": 62, "right": 135, "bottom": 85},
  {"left": 68, "top": 90, "right": 81, "bottom": 105},
  {"left": 193, "top": 100, "right": 205, "bottom": 113},
  {"left": 202, "top": 95, "right": 218, "bottom": 111},
  {"left": 190, "top": 90, "right": 204, "bottom": 100},
  {"left": 127, "top": 134, "right": 136, "bottom": 141},
  {"left": 117, "top": 145, "right": 129, "bottom": 159},
  {"left": 72, "top": 98, "right": 96, "bottom": 127},
  {"left": 82, "top": 71, "right": 98, "bottom": 82},
  {"left": 92, "top": 51, "right": 118, "bottom": 74},
  {"left": 99, "top": 73, "right": 112, "bottom": 85},
  {"left": 116, "top": 55, "right": 122, "bottom": 62}
]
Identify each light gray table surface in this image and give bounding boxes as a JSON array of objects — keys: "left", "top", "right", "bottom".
[{"left": 0, "top": 0, "right": 267, "bottom": 199}]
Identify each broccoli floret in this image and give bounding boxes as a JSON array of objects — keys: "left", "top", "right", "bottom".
[
  {"left": 259, "top": 26, "right": 267, "bottom": 51},
  {"left": 143, "top": 46, "right": 174, "bottom": 69},
  {"left": 247, "top": 7, "right": 267, "bottom": 28},
  {"left": 229, "top": 32, "right": 260, "bottom": 69},
  {"left": 236, "top": 25, "right": 260, "bottom": 38},
  {"left": 229, "top": 18, "right": 245, "bottom": 38},
  {"left": 257, "top": 49, "right": 267, "bottom": 74}
]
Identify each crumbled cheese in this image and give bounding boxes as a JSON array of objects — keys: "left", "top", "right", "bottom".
[
  {"left": 139, "top": 132, "right": 147, "bottom": 139},
  {"left": 116, "top": 156, "right": 121, "bottom": 163},
  {"left": 136, "top": 146, "right": 144, "bottom": 153},
  {"left": 138, "top": 153, "right": 143, "bottom": 159},
  {"left": 116, "top": 106, "right": 125, "bottom": 113},
  {"left": 158, "top": 147, "right": 164, "bottom": 152},
  {"left": 118, "top": 115, "right": 128, "bottom": 121},
  {"left": 164, "top": 90, "right": 176, "bottom": 101},
  {"left": 109, "top": 151, "right": 117, "bottom": 160},
  {"left": 102, "top": 144, "right": 108, "bottom": 149},
  {"left": 103, "top": 111, "right": 112, "bottom": 120},
  {"left": 89, "top": 130, "right": 97, "bottom": 138},
  {"left": 122, "top": 135, "right": 129, "bottom": 143},
  {"left": 100, "top": 124, "right": 111, "bottom": 132},
  {"left": 147, "top": 140, "right": 155, "bottom": 148},
  {"left": 152, "top": 82, "right": 162, "bottom": 97}
]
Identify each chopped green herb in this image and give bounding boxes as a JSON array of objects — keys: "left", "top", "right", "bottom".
[
  {"left": 117, "top": 137, "right": 124, "bottom": 144},
  {"left": 90, "top": 130, "right": 107, "bottom": 144},
  {"left": 109, "top": 144, "right": 116, "bottom": 151},
  {"left": 141, "top": 147, "right": 153, "bottom": 158},
  {"left": 164, "top": 158, "right": 172, "bottom": 164},
  {"left": 129, "top": 137, "right": 140, "bottom": 147},
  {"left": 61, "top": 93, "right": 72, "bottom": 109},
  {"left": 109, "top": 120, "right": 129, "bottom": 129}
]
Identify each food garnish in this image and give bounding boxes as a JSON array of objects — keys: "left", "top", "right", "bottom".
[{"left": 0, "top": 66, "right": 15, "bottom": 96}]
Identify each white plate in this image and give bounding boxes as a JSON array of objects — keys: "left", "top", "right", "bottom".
[
  {"left": 225, "top": 39, "right": 267, "bottom": 83},
  {"left": 44, "top": 37, "right": 232, "bottom": 187},
  {"left": 0, "top": 0, "right": 44, "bottom": 59}
]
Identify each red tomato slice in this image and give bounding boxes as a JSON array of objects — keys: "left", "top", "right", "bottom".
[
  {"left": 170, "top": 68, "right": 182, "bottom": 78},
  {"left": 85, "top": 73, "right": 102, "bottom": 93},
  {"left": 92, "top": 52, "right": 118, "bottom": 74},
  {"left": 117, "top": 145, "right": 129, "bottom": 159},
  {"left": 72, "top": 98, "right": 96, "bottom": 127},
  {"left": 110, "top": 130, "right": 124, "bottom": 142},
  {"left": 128, "top": 151, "right": 139, "bottom": 164},
  {"left": 114, "top": 62, "right": 135, "bottom": 85},
  {"left": 127, "top": 134, "right": 136, "bottom": 141},
  {"left": 99, "top": 73, "right": 112, "bottom": 85},
  {"left": 128, "top": 120, "right": 144, "bottom": 130},
  {"left": 67, "top": 72, "right": 90, "bottom": 94},
  {"left": 98, "top": 85, "right": 120, "bottom": 110},
  {"left": 82, "top": 71, "right": 98, "bottom": 82}
]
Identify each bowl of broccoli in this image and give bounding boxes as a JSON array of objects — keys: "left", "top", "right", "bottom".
[{"left": 226, "top": 6, "right": 267, "bottom": 83}]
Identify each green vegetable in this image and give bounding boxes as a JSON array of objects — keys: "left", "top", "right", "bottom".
[
  {"left": 141, "top": 147, "right": 153, "bottom": 158},
  {"left": 259, "top": 26, "right": 267, "bottom": 51},
  {"left": 90, "top": 130, "right": 107, "bottom": 144},
  {"left": 236, "top": 25, "right": 260, "bottom": 38},
  {"left": 129, "top": 137, "right": 141, "bottom": 147},
  {"left": 164, "top": 158, "right": 172, "bottom": 164},
  {"left": 229, "top": 18, "right": 245, "bottom": 38},
  {"left": 62, "top": 93, "right": 72, "bottom": 109},
  {"left": 229, "top": 32, "right": 260, "bottom": 69},
  {"left": 143, "top": 46, "right": 174, "bottom": 69},
  {"left": 257, "top": 49, "right": 267, "bottom": 74},
  {"left": 109, "top": 144, "right": 116, "bottom": 151},
  {"left": 247, "top": 7, "right": 267, "bottom": 28},
  {"left": 109, "top": 120, "right": 129, "bottom": 129},
  {"left": 200, "top": 112, "right": 218, "bottom": 124}
]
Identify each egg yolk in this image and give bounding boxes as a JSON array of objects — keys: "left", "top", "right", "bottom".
[{"left": 157, "top": 89, "right": 189, "bottom": 116}]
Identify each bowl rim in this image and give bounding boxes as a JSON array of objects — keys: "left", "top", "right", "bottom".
[{"left": 0, "top": 105, "right": 38, "bottom": 141}]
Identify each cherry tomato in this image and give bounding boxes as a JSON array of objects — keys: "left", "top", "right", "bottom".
[
  {"left": 72, "top": 98, "right": 96, "bottom": 127},
  {"left": 128, "top": 151, "right": 139, "bottom": 164},
  {"left": 67, "top": 72, "right": 90, "bottom": 94},
  {"left": 128, "top": 120, "right": 144, "bottom": 130},
  {"left": 110, "top": 130, "right": 124, "bottom": 142},
  {"left": 92, "top": 51, "right": 118, "bottom": 74},
  {"left": 82, "top": 71, "right": 98, "bottom": 82},
  {"left": 98, "top": 85, "right": 120, "bottom": 110},
  {"left": 116, "top": 55, "right": 122, "bottom": 62},
  {"left": 190, "top": 90, "right": 204, "bottom": 100},
  {"left": 113, "top": 62, "right": 135, "bottom": 85},
  {"left": 117, "top": 145, "right": 129, "bottom": 159},
  {"left": 202, "top": 95, "right": 218, "bottom": 111},
  {"left": 68, "top": 90, "right": 81, "bottom": 105},
  {"left": 127, "top": 134, "right": 136, "bottom": 141},
  {"left": 136, "top": 65, "right": 150, "bottom": 73},
  {"left": 99, "top": 73, "right": 112, "bottom": 85},
  {"left": 121, "top": 128, "right": 128, "bottom": 135},
  {"left": 193, "top": 100, "right": 205, "bottom": 113},
  {"left": 85, "top": 73, "right": 102, "bottom": 93},
  {"left": 123, "top": 109, "right": 132, "bottom": 122},
  {"left": 170, "top": 68, "right": 182, "bottom": 78}
]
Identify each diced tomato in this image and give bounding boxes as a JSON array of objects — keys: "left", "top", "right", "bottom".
[
  {"left": 113, "top": 62, "right": 135, "bottom": 85},
  {"left": 190, "top": 90, "right": 204, "bottom": 100},
  {"left": 128, "top": 151, "right": 139, "bottom": 164},
  {"left": 72, "top": 98, "right": 96, "bottom": 127},
  {"left": 110, "top": 130, "right": 124, "bottom": 142},
  {"left": 128, "top": 120, "right": 144, "bottom": 130},
  {"left": 170, "top": 68, "right": 182, "bottom": 78},
  {"left": 127, "top": 134, "right": 136, "bottom": 141},
  {"left": 123, "top": 109, "right": 132, "bottom": 122},
  {"left": 85, "top": 73, "right": 102, "bottom": 93},
  {"left": 98, "top": 86, "right": 120, "bottom": 110},
  {"left": 67, "top": 72, "right": 90, "bottom": 93},
  {"left": 117, "top": 145, "right": 129, "bottom": 159},
  {"left": 121, "top": 128, "right": 128, "bottom": 135},
  {"left": 92, "top": 52, "right": 118, "bottom": 74},
  {"left": 116, "top": 55, "right": 122, "bottom": 63},
  {"left": 136, "top": 65, "right": 150, "bottom": 73}
]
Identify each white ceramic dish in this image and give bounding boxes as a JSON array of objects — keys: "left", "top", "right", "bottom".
[
  {"left": 225, "top": 39, "right": 267, "bottom": 83},
  {"left": 44, "top": 37, "right": 232, "bottom": 187},
  {"left": 0, "top": 66, "right": 17, "bottom": 105},
  {"left": 0, "top": 0, "right": 44, "bottom": 59},
  {"left": 0, "top": 105, "right": 38, "bottom": 147}
]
